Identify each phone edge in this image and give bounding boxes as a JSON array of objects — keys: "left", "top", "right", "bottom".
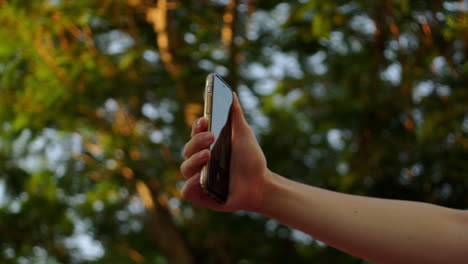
[
  {"left": 200, "top": 73, "right": 232, "bottom": 204},
  {"left": 200, "top": 73, "right": 215, "bottom": 198}
]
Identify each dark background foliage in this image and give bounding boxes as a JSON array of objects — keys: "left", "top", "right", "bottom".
[{"left": 0, "top": 0, "right": 467, "bottom": 263}]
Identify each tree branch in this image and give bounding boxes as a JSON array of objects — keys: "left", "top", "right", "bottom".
[{"left": 223, "top": 0, "right": 240, "bottom": 91}]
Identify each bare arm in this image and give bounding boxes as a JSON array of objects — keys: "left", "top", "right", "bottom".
[
  {"left": 259, "top": 171, "right": 468, "bottom": 264},
  {"left": 180, "top": 93, "right": 468, "bottom": 263}
]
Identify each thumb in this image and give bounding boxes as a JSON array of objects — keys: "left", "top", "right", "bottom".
[{"left": 231, "top": 92, "right": 252, "bottom": 136}]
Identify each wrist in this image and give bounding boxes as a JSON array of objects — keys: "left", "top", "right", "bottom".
[{"left": 254, "top": 169, "right": 287, "bottom": 216}]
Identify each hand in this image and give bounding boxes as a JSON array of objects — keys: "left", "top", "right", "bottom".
[{"left": 180, "top": 93, "right": 269, "bottom": 212}]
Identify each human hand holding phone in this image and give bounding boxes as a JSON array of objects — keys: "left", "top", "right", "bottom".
[
  {"left": 180, "top": 76, "right": 468, "bottom": 263},
  {"left": 180, "top": 92, "right": 270, "bottom": 212}
]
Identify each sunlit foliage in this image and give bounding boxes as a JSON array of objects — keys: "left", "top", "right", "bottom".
[{"left": 0, "top": 0, "right": 467, "bottom": 263}]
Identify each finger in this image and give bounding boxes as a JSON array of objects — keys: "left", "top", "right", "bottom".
[
  {"left": 181, "top": 173, "right": 228, "bottom": 211},
  {"left": 180, "top": 149, "right": 210, "bottom": 179},
  {"left": 231, "top": 93, "right": 252, "bottom": 137},
  {"left": 183, "top": 131, "right": 214, "bottom": 159},
  {"left": 191, "top": 117, "right": 208, "bottom": 137}
]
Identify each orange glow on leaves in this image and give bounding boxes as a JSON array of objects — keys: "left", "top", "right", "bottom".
[
  {"left": 121, "top": 167, "right": 134, "bottom": 179},
  {"left": 390, "top": 24, "right": 399, "bottom": 36},
  {"left": 146, "top": 0, "right": 180, "bottom": 77},
  {"left": 136, "top": 180, "right": 154, "bottom": 210},
  {"left": 157, "top": 194, "right": 168, "bottom": 207},
  {"left": 83, "top": 140, "right": 104, "bottom": 156},
  {"left": 222, "top": 0, "right": 237, "bottom": 47},
  {"left": 130, "top": 148, "right": 141, "bottom": 160},
  {"left": 128, "top": 249, "right": 145, "bottom": 263},
  {"left": 113, "top": 107, "right": 137, "bottom": 136},
  {"left": 404, "top": 119, "right": 414, "bottom": 131},
  {"left": 422, "top": 23, "right": 431, "bottom": 36},
  {"left": 90, "top": 171, "right": 101, "bottom": 181},
  {"left": 184, "top": 103, "right": 203, "bottom": 128},
  {"left": 127, "top": 0, "right": 141, "bottom": 6}
]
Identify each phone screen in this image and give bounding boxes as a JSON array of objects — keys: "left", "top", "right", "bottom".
[{"left": 210, "top": 76, "right": 232, "bottom": 158}]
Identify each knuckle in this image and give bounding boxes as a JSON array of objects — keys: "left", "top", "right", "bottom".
[
  {"left": 179, "top": 162, "right": 184, "bottom": 173},
  {"left": 191, "top": 135, "right": 203, "bottom": 147},
  {"left": 180, "top": 160, "right": 188, "bottom": 175},
  {"left": 193, "top": 132, "right": 203, "bottom": 140},
  {"left": 182, "top": 144, "right": 188, "bottom": 159},
  {"left": 182, "top": 141, "right": 193, "bottom": 159}
]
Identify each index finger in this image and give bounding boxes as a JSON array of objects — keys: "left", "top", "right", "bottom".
[{"left": 191, "top": 117, "right": 208, "bottom": 137}]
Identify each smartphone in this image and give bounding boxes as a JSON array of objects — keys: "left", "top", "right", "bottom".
[{"left": 200, "top": 73, "right": 233, "bottom": 203}]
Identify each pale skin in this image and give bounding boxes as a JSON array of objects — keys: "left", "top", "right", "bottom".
[{"left": 180, "top": 93, "right": 468, "bottom": 263}]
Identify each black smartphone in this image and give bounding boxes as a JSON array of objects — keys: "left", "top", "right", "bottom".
[{"left": 200, "top": 73, "right": 233, "bottom": 203}]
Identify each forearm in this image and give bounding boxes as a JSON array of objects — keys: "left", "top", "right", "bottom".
[{"left": 257, "top": 171, "right": 468, "bottom": 263}]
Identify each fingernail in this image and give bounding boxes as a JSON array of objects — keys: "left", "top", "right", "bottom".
[{"left": 196, "top": 118, "right": 203, "bottom": 127}]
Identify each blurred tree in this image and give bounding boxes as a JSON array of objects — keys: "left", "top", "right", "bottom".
[{"left": 0, "top": 0, "right": 467, "bottom": 263}]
